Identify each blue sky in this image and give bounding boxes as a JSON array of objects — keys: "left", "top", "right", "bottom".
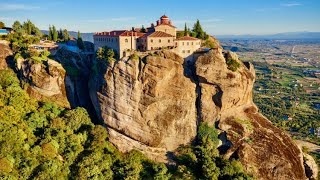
[{"left": 0, "top": 0, "right": 319, "bottom": 35}]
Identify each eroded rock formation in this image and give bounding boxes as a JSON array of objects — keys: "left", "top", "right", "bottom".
[
  {"left": 195, "top": 49, "right": 306, "bottom": 179},
  {"left": 91, "top": 48, "right": 309, "bottom": 179},
  {"left": 90, "top": 51, "right": 197, "bottom": 161},
  {"left": 19, "top": 58, "right": 70, "bottom": 108}
]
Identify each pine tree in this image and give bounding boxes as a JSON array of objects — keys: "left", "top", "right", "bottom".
[
  {"left": 140, "top": 25, "right": 146, "bottom": 33},
  {"left": 77, "top": 31, "right": 85, "bottom": 50},
  {"left": 52, "top": 25, "right": 58, "bottom": 42},
  {"left": 193, "top": 19, "right": 205, "bottom": 39},
  {"left": 58, "top": 28, "right": 63, "bottom": 40},
  {"left": 48, "top": 25, "right": 52, "bottom": 41},
  {"left": 12, "top": 21, "right": 22, "bottom": 32},
  {"left": 184, "top": 23, "right": 188, "bottom": 36},
  {"left": 62, "top": 29, "right": 70, "bottom": 42}
]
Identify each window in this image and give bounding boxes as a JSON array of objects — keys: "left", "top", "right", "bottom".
[
  {"left": 182, "top": 42, "right": 184, "bottom": 46},
  {"left": 151, "top": 47, "right": 153, "bottom": 50},
  {"left": 182, "top": 50, "right": 185, "bottom": 53},
  {"left": 151, "top": 39, "right": 153, "bottom": 43},
  {"left": 159, "top": 39, "right": 161, "bottom": 43},
  {"left": 187, "top": 42, "right": 189, "bottom": 45},
  {"left": 187, "top": 50, "right": 191, "bottom": 53},
  {"left": 168, "top": 39, "right": 170, "bottom": 43},
  {"left": 111, "top": 39, "right": 113, "bottom": 42},
  {"left": 125, "top": 39, "right": 128, "bottom": 43},
  {"left": 192, "top": 42, "right": 194, "bottom": 45}
]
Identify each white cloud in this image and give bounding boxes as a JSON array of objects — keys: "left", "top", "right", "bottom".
[
  {"left": 84, "top": 19, "right": 106, "bottom": 23},
  {"left": 111, "top": 17, "right": 136, "bottom": 22},
  {"left": 0, "top": 3, "right": 40, "bottom": 11},
  {"left": 175, "top": 18, "right": 222, "bottom": 24},
  {"left": 0, "top": 17, "right": 14, "bottom": 21},
  {"left": 281, "top": 3, "right": 302, "bottom": 7}
]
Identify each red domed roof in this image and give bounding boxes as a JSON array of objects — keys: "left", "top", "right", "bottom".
[{"left": 161, "top": 15, "right": 169, "bottom": 19}]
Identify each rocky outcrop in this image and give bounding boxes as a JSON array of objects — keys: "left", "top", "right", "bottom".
[
  {"left": 195, "top": 49, "right": 307, "bottom": 180},
  {"left": 90, "top": 51, "right": 197, "bottom": 161},
  {"left": 0, "top": 41, "right": 12, "bottom": 70},
  {"left": 19, "top": 58, "right": 70, "bottom": 108},
  {"left": 90, "top": 47, "right": 310, "bottom": 179}
]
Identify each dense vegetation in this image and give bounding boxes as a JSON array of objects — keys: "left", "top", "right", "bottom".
[
  {"left": 0, "top": 69, "right": 252, "bottom": 179},
  {"left": 253, "top": 62, "right": 320, "bottom": 144},
  {"left": 0, "top": 19, "right": 252, "bottom": 179}
]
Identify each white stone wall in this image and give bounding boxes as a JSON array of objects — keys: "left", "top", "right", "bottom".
[
  {"left": 93, "top": 36, "right": 120, "bottom": 55},
  {"left": 118, "top": 36, "right": 139, "bottom": 58},
  {"left": 154, "top": 25, "right": 176, "bottom": 37},
  {"left": 146, "top": 37, "right": 175, "bottom": 51},
  {"left": 173, "top": 40, "right": 201, "bottom": 58}
]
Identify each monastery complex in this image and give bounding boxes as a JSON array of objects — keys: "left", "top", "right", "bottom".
[{"left": 93, "top": 15, "right": 202, "bottom": 59}]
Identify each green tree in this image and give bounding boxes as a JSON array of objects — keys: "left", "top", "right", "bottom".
[
  {"left": 58, "top": 28, "right": 63, "bottom": 40},
  {"left": 48, "top": 25, "right": 52, "bottom": 41},
  {"left": 62, "top": 29, "right": 70, "bottom": 42},
  {"left": 192, "top": 19, "right": 205, "bottom": 39},
  {"left": 184, "top": 23, "right": 188, "bottom": 36},
  {"left": 77, "top": 31, "right": 85, "bottom": 50},
  {"left": 140, "top": 25, "right": 146, "bottom": 33},
  {"left": 12, "top": 21, "right": 22, "bottom": 32},
  {"left": 0, "top": 21, "right": 5, "bottom": 29},
  {"left": 52, "top": 25, "right": 58, "bottom": 42}
]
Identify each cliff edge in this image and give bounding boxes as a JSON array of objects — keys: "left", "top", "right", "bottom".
[{"left": 90, "top": 48, "right": 308, "bottom": 179}]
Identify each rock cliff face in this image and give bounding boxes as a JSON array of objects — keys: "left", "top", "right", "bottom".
[
  {"left": 19, "top": 58, "right": 70, "bottom": 108},
  {"left": 195, "top": 49, "right": 306, "bottom": 179},
  {"left": 0, "top": 42, "right": 12, "bottom": 70},
  {"left": 90, "top": 51, "right": 197, "bottom": 161},
  {"left": 90, "top": 48, "right": 308, "bottom": 179}
]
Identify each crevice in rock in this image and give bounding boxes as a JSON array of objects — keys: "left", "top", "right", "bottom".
[
  {"left": 212, "top": 85, "right": 223, "bottom": 109},
  {"left": 218, "top": 131, "right": 233, "bottom": 154}
]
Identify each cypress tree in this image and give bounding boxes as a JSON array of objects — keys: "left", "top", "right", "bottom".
[
  {"left": 62, "top": 29, "right": 70, "bottom": 42},
  {"left": 77, "top": 31, "right": 85, "bottom": 50},
  {"left": 193, "top": 19, "right": 205, "bottom": 39},
  {"left": 58, "top": 28, "right": 63, "bottom": 40},
  {"left": 184, "top": 23, "right": 188, "bottom": 36},
  {"left": 48, "top": 25, "right": 52, "bottom": 41},
  {"left": 52, "top": 25, "right": 58, "bottom": 42}
]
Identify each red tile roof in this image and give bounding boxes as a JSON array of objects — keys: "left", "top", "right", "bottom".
[
  {"left": 94, "top": 30, "right": 145, "bottom": 37},
  {"left": 94, "top": 30, "right": 126, "bottom": 37},
  {"left": 176, "top": 36, "right": 200, "bottom": 41},
  {"left": 156, "top": 23, "right": 176, "bottom": 28},
  {"left": 142, "top": 31, "right": 174, "bottom": 38},
  {"left": 120, "top": 31, "right": 145, "bottom": 37},
  {"left": 161, "top": 15, "right": 169, "bottom": 19}
]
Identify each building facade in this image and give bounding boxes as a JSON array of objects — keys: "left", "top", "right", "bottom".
[{"left": 94, "top": 15, "right": 201, "bottom": 59}]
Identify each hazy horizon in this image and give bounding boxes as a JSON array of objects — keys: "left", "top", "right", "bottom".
[{"left": 1, "top": 0, "right": 320, "bottom": 35}]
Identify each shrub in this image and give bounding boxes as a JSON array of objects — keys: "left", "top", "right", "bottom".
[{"left": 226, "top": 58, "right": 240, "bottom": 72}]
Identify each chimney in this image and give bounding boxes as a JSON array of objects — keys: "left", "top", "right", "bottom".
[{"left": 157, "top": 20, "right": 160, "bottom": 26}]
